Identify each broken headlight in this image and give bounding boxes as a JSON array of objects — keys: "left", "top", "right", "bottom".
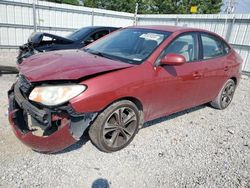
[{"left": 29, "top": 84, "right": 86, "bottom": 106}]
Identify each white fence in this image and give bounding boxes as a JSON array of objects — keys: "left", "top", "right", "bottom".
[
  {"left": 0, "top": 0, "right": 250, "bottom": 73},
  {"left": 138, "top": 14, "right": 250, "bottom": 73},
  {"left": 0, "top": 0, "right": 134, "bottom": 48}
]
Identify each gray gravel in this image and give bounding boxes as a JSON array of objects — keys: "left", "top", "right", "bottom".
[{"left": 0, "top": 74, "right": 249, "bottom": 188}]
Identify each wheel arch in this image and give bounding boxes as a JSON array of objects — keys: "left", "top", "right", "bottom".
[
  {"left": 116, "top": 96, "right": 143, "bottom": 111},
  {"left": 104, "top": 96, "right": 144, "bottom": 128},
  {"left": 230, "top": 76, "right": 237, "bottom": 85}
]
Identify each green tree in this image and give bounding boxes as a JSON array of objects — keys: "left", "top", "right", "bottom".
[
  {"left": 45, "top": 0, "right": 223, "bottom": 14},
  {"left": 147, "top": 0, "right": 223, "bottom": 14},
  {"left": 46, "top": 0, "right": 79, "bottom": 6},
  {"left": 176, "top": 0, "right": 223, "bottom": 14},
  {"left": 83, "top": 0, "right": 139, "bottom": 13}
]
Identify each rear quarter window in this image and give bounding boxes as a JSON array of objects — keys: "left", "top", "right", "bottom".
[{"left": 201, "top": 34, "right": 229, "bottom": 60}]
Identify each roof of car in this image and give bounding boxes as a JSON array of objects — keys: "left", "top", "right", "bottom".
[{"left": 129, "top": 25, "right": 209, "bottom": 33}]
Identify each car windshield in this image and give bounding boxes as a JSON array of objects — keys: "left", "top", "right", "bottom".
[
  {"left": 84, "top": 28, "right": 171, "bottom": 64},
  {"left": 66, "top": 27, "right": 91, "bottom": 41}
]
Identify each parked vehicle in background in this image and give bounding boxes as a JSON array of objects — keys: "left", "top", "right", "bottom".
[
  {"left": 0, "top": 66, "right": 18, "bottom": 76},
  {"left": 17, "top": 26, "right": 119, "bottom": 64},
  {"left": 8, "top": 25, "right": 242, "bottom": 153}
]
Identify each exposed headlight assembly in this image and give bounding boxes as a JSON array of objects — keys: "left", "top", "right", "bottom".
[{"left": 29, "top": 84, "right": 86, "bottom": 106}]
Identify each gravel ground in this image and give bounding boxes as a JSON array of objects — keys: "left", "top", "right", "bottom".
[{"left": 0, "top": 74, "right": 249, "bottom": 188}]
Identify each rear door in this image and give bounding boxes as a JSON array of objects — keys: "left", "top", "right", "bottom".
[{"left": 196, "top": 32, "right": 229, "bottom": 103}]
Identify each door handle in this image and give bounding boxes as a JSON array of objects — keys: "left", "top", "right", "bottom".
[
  {"left": 224, "top": 66, "right": 229, "bottom": 71},
  {"left": 192, "top": 72, "right": 202, "bottom": 79}
]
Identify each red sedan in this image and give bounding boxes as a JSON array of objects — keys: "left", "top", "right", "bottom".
[{"left": 8, "top": 25, "right": 242, "bottom": 153}]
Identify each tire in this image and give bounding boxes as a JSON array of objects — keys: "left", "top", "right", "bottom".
[
  {"left": 210, "top": 79, "right": 236, "bottom": 110},
  {"left": 89, "top": 100, "right": 140, "bottom": 152}
]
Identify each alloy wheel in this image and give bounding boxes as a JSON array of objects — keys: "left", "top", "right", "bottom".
[
  {"left": 221, "top": 81, "right": 235, "bottom": 108},
  {"left": 102, "top": 107, "right": 138, "bottom": 149}
]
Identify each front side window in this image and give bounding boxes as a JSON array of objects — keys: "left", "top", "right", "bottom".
[
  {"left": 156, "top": 33, "right": 197, "bottom": 64},
  {"left": 201, "top": 34, "right": 225, "bottom": 59},
  {"left": 84, "top": 28, "right": 171, "bottom": 64}
]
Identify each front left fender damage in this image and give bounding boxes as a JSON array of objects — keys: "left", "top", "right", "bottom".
[{"left": 8, "top": 83, "right": 97, "bottom": 153}]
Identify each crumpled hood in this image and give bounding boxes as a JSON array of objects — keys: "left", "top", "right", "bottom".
[
  {"left": 28, "top": 32, "right": 74, "bottom": 46},
  {"left": 19, "top": 50, "right": 134, "bottom": 82}
]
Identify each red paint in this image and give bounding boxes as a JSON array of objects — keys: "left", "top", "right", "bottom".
[
  {"left": 19, "top": 49, "right": 134, "bottom": 82},
  {"left": 70, "top": 26, "right": 242, "bottom": 122},
  {"left": 9, "top": 110, "right": 77, "bottom": 153},
  {"left": 12, "top": 26, "right": 242, "bottom": 152},
  {"left": 160, "top": 53, "right": 186, "bottom": 66}
]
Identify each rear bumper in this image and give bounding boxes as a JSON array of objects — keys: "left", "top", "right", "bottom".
[{"left": 8, "top": 83, "right": 97, "bottom": 153}]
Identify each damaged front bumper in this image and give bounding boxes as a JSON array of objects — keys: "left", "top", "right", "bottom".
[
  {"left": 17, "top": 43, "right": 35, "bottom": 64},
  {"left": 8, "top": 81, "right": 97, "bottom": 153}
]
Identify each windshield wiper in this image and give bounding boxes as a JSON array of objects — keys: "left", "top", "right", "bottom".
[
  {"left": 83, "top": 48, "right": 105, "bottom": 57},
  {"left": 83, "top": 48, "right": 135, "bottom": 64},
  {"left": 90, "top": 50, "right": 105, "bottom": 57},
  {"left": 84, "top": 48, "right": 119, "bottom": 61}
]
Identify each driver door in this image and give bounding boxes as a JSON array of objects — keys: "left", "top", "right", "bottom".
[{"left": 149, "top": 33, "right": 204, "bottom": 118}]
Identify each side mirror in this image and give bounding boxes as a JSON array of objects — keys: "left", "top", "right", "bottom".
[{"left": 160, "top": 53, "right": 186, "bottom": 66}]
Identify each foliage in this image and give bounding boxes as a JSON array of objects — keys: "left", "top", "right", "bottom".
[
  {"left": 45, "top": 0, "right": 80, "bottom": 6},
  {"left": 45, "top": 0, "right": 223, "bottom": 14}
]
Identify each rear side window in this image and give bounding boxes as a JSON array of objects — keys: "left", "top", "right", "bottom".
[{"left": 201, "top": 34, "right": 225, "bottom": 59}]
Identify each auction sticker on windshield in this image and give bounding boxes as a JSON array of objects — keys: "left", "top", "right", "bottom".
[{"left": 139, "top": 33, "right": 163, "bottom": 41}]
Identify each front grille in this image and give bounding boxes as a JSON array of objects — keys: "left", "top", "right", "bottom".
[{"left": 18, "top": 75, "right": 32, "bottom": 95}]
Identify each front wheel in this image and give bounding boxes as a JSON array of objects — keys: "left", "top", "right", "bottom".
[
  {"left": 210, "top": 79, "right": 236, "bottom": 110},
  {"left": 89, "top": 100, "right": 140, "bottom": 152}
]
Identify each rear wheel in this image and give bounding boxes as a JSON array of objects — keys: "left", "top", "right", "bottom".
[
  {"left": 89, "top": 100, "right": 140, "bottom": 152},
  {"left": 210, "top": 79, "right": 236, "bottom": 110}
]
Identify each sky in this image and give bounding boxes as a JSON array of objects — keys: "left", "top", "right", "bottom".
[{"left": 222, "top": 0, "right": 250, "bottom": 13}]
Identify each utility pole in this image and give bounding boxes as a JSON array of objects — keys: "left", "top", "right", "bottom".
[
  {"left": 133, "top": 3, "right": 138, "bottom": 26},
  {"left": 225, "top": 0, "right": 236, "bottom": 14},
  {"left": 32, "top": 0, "right": 37, "bottom": 32}
]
